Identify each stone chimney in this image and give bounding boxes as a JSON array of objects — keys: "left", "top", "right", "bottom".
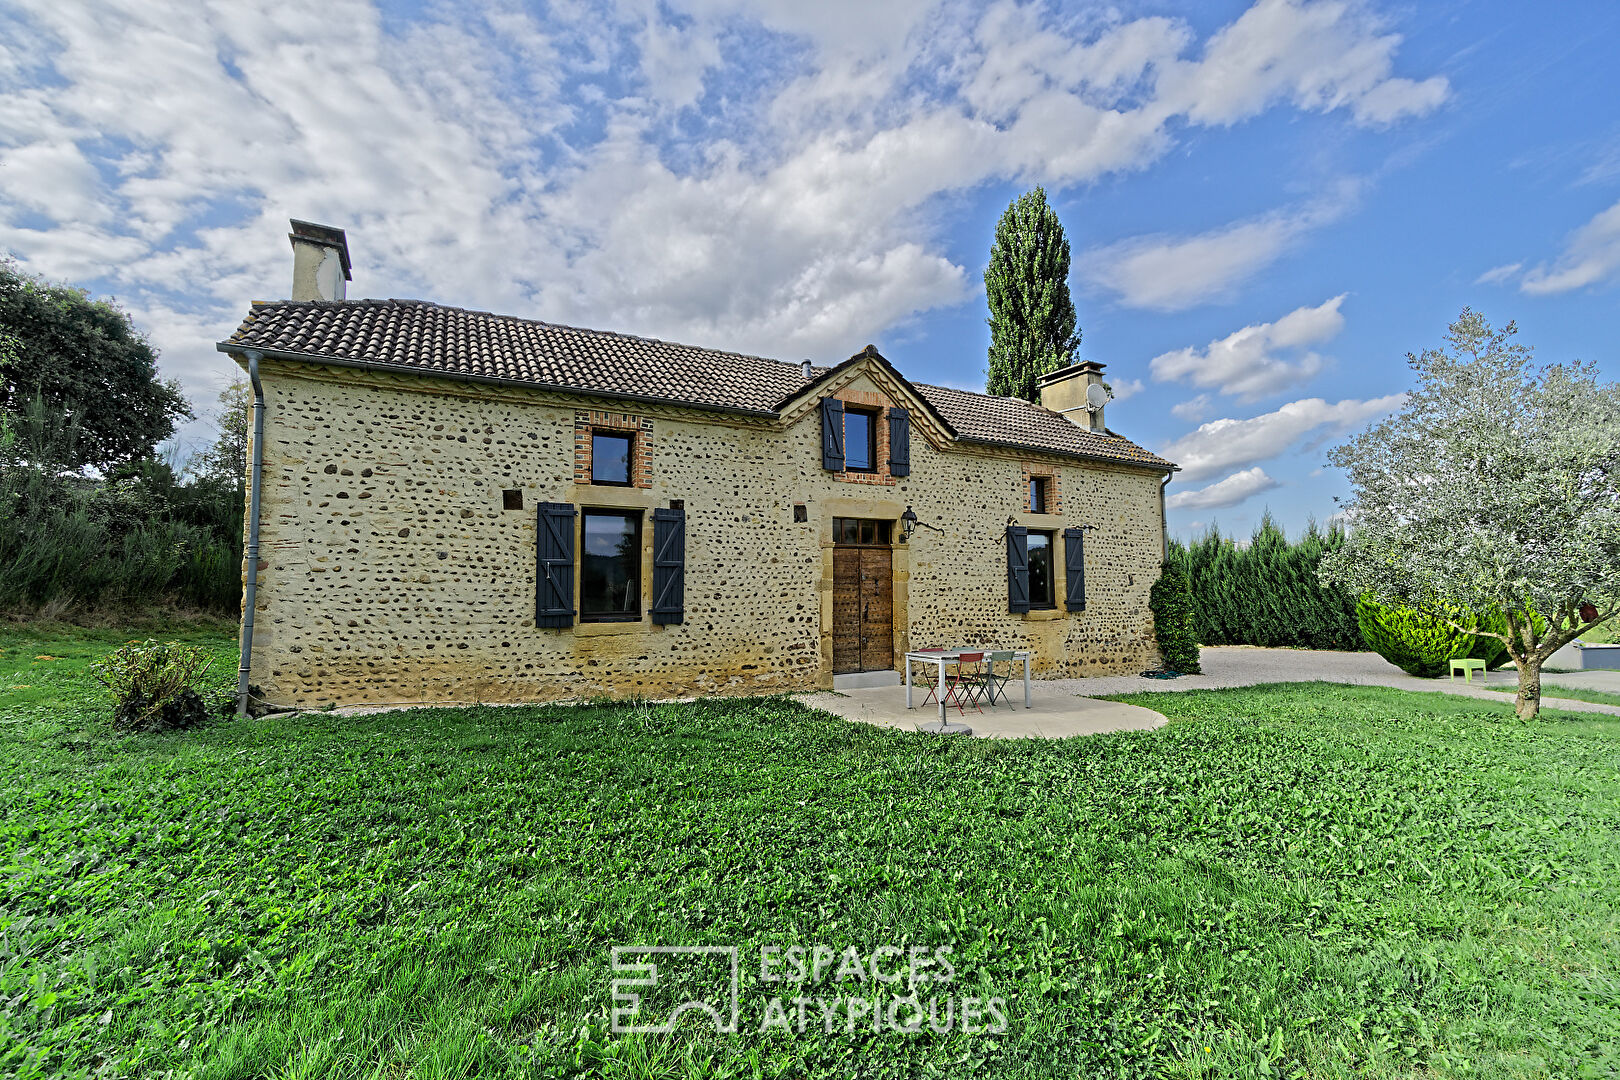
[
  {"left": 1038, "top": 360, "right": 1109, "bottom": 433},
  {"left": 288, "top": 219, "right": 351, "bottom": 301}
]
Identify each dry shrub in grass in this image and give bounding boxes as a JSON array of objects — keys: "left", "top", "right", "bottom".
[{"left": 90, "top": 639, "right": 216, "bottom": 732}]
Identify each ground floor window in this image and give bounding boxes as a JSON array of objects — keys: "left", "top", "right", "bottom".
[
  {"left": 834, "top": 517, "right": 891, "bottom": 545},
  {"left": 581, "top": 509, "right": 641, "bottom": 621},
  {"left": 1027, "top": 529, "right": 1055, "bottom": 609}
]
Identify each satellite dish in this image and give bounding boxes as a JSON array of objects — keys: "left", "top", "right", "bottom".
[{"left": 1084, "top": 382, "right": 1110, "bottom": 410}]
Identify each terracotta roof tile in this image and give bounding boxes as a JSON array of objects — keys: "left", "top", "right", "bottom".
[
  {"left": 913, "top": 383, "right": 1174, "bottom": 470},
  {"left": 222, "top": 299, "right": 1173, "bottom": 470}
]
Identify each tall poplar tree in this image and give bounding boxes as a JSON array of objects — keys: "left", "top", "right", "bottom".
[{"left": 984, "top": 187, "right": 1081, "bottom": 400}]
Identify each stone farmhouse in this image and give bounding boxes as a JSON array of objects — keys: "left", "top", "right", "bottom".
[{"left": 218, "top": 222, "right": 1177, "bottom": 709}]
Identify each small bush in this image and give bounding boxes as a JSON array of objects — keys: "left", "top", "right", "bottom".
[
  {"left": 90, "top": 639, "right": 216, "bottom": 732},
  {"left": 1357, "top": 596, "right": 1506, "bottom": 678},
  {"left": 1149, "top": 562, "right": 1201, "bottom": 674}
]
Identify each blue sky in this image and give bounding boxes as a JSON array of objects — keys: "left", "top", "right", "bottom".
[{"left": 2, "top": 0, "right": 1616, "bottom": 539}]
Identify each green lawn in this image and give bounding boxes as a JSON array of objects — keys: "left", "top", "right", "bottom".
[
  {"left": 1484, "top": 684, "right": 1620, "bottom": 709},
  {"left": 1577, "top": 621, "right": 1620, "bottom": 645},
  {"left": 2, "top": 630, "right": 1618, "bottom": 1079}
]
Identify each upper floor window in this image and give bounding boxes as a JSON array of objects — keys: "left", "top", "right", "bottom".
[
  {"left": 591, "top": 431, "right": 633, "bottom": 485},
  {"left": 844, "top": 408, "right": 877, "bottom": 472},
  {"left": 1029, "top": 477, "right": 1049, "bottom": 514}
]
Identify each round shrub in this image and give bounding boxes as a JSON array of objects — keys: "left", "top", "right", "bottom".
[
  {"left": 1356, "top": 596, "right": 1506, "bottom": 678},
  {"left": 1467, "top": 611, "right": 1511, "bottom": 669},
  {"left": 90, "top": 639, "right": 217, "bottom": 733},
  {"left": 113, "top": 687, "right": 209, "bottom": 732},
  {"left": 1150, "top": 563, "right": 1201, "bottom": 674}
]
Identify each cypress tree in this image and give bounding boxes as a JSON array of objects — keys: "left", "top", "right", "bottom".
[
  {"left": 1168, "top": 518, "right": 1366, "bottom": 650},
  {"left": 984, "top": 187, "right": 1081, "bottom": 400}
]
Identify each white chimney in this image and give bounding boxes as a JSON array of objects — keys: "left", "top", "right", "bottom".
[{"left": 288, "top": 219, "right": 352, "bottom": 301}]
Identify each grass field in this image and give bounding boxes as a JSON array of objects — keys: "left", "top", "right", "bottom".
[
  {"left": 2, "top": 629, "right": 1618, "bottom": 1079},
  {"left": 1485, "top": 683, "right": 1620, "bottom": 709},
  {"left": 1575, "top": 621, "right": 1620, "bottom": 645}
]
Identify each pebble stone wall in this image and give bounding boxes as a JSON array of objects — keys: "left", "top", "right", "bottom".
[{"left": 242, "top": 359, "right": 1167, "bottom": 707}]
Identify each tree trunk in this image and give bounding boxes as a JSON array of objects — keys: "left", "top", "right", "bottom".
[{"left": 1515, "top": 657, "right": 1542, "bottom": 720}]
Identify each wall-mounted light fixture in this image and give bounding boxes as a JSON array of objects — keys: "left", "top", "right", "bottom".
[{"left": 900, "top": 505, "right": 941, "bottom": 543}]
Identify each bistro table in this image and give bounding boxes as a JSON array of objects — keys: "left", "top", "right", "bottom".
[{"left": 904, "top": 648, "right": 1033, "bottom": 727}]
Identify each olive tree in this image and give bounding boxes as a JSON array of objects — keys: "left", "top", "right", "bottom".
[{"left": 1319, "top": 309, "right": 1620, "bottom": 718}]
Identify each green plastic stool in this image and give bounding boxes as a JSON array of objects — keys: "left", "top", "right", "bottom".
[{"left": 1449, "top": 658, "right": 1486, "bottom": 682}]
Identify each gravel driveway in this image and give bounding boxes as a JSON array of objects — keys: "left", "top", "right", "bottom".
[{"left": 1051, "top": 647, "right": 1620, "bottom": 716}]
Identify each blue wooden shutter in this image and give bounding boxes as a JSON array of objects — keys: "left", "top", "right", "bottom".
[
  {"left": 820, "top": 397, "right": 845, "bottom": 471},
  {"left": 1007, "top": 526, "right": 1029, "bottom": 614},
  {"left": 887, "top": 407, "right": 910, "bottom": 477},
  {"left": 1064, "top": 527, "right": 1086, "bottom": 612},
  {"left": 535, "top": 502, "right": 576, "bottom": 628},
  {"left": 650, "top": 507, "right": 685, "bottom": 625}
]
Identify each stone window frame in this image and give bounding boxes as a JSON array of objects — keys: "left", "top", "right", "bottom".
[
  {"left": 1021, "top": 463, "right": 1062, "bottom": 514},
  {"left": 574, "top": 410, "right": 653, "bottom": 489},
  {"left": 830, "top": 389, "right": 898, "bottom": 487}
]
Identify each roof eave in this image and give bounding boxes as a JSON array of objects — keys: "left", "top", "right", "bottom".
[
  {"left": 214, "top": 342, "right": 783, "bottom": 420},
  {"left": 955, "top": 434, "right": 1177, "bottom": 473}
]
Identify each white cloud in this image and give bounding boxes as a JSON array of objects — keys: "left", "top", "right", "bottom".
[
  {"left": 0, "top": 0, "right": 1446, "bottom": 440},
  {"left": 1160, "top": 0, "right": 1449, "bottom": 128},
  {"left": 1474, "top": 262, "right": 1522, "bottom": 285},
  {"left": 1520, "top": 198, "right": 1620, "bottom": 295},
  {"left": 1170, "top": 393, "right": 1212, "bottom": 421},
  {"left": 1149, "top": 295, "right": 1345, "bottom": 400},
  {"left": 1166, "top": 467, "right": 1279, "bottom": 510},
  {"left": 1107, "top": 376, "right": 1145, "bottom": 403},
  {"left": 1160, "top": 394, "right": 1405, "bottom": 482},
  {"left": 1082, "top": 188, "right": 1358, "bottom": 310}
]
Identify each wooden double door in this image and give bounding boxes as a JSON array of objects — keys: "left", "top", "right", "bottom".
[{"left": 832, "top": 530, "right": 893, "bottom": 675}]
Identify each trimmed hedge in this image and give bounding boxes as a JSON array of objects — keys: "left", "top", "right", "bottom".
[
  {"left": 1357, "top": 596, "right": 1509, "bottom": 677},
  {"left": 1169, "top": 517, "right": 1362, "bottom": 650},
  {"left": 1149, "top": 563, "right": 1201, "bottom": 673}
]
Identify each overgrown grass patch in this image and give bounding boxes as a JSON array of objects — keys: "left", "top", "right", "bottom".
[{"left": 2, "top": 630, "right": 1618, "bottom": 1078}]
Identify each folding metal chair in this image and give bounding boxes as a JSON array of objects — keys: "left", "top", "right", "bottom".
[
  {"left": 913, "top": 649, "right": 947, "bottom": 708},
  {"left": 942, "top": 651, "right": 987, "bottom": 715},
  {"left": 981, "top": 650, "right": 1018, "bottom": 710}
]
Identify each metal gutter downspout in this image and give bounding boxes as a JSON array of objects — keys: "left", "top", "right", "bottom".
[
  {"left": 237, "top": 349, "right": 266, "bottom": 717},
  {"left": 1160, "top": 472, "right": 1173, "bottom": 562}
]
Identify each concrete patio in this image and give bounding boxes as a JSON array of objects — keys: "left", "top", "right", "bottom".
[
  {"left": 1048, "top": 646, "right": 1620, "bottom": 717},
  {"left": 800, "top": 646, "right": 1620, "bottom": 739},
  {"left": 799, "top": 682, "right": 1167, "bottom": 739}
]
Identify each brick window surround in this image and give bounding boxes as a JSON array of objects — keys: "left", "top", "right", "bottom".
[
  {"left": 1021, "top": 463, "right": 1062, "bottom": 514},
  {"left": 831, "top": 388, "right": 898, "bottom": 487},
  {"left": 574, "top": 410, "right": 653, "bottom": 488}
]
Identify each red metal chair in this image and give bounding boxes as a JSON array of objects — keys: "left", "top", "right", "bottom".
[{"left": 943, "top": 652, "right": 987, "bottom": 715}]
